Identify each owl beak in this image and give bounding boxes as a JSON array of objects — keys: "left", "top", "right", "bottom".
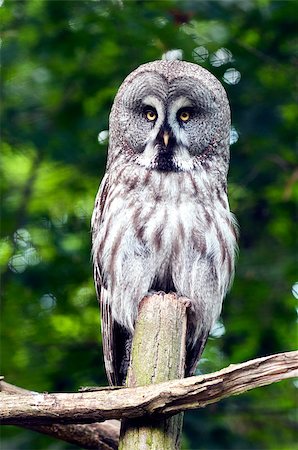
[
  {"left": 163, "top": 131, "right": 170, "bottom": 147},
  {"left": 156, "top": 126, "right": 174, "bottom": 150}
]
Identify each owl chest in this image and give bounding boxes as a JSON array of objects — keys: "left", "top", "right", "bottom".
[
  {"left": 99, "top": 169, "right": 235, "bottom": 298},
  {"left": 105, "top": 171, "right": 215, "bottom": 258}
]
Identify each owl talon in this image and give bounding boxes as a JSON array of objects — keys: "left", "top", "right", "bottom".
[
  {"left": 179, "top": 297, "right": 192, "bottom": 309},
  {"left": 148, "top": 289, "right": 166, "bottom": 297}
]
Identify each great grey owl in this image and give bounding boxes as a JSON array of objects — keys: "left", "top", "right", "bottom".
[{"left": 92, "top": 60, "right": 238, "bottom": 386}]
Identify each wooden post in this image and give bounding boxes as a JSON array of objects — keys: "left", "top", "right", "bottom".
[{"left": 119, "top": 293, "right": 188, "bottom": 450}]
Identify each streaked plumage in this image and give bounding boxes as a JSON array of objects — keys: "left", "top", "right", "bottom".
[{"left": 92, "top": 60, "right": 238, "bottom": 386}]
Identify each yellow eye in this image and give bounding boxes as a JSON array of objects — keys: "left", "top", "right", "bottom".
[
  {"left": 179, "top": 111, "right": 190, "bottom": 122},
  {"left": 146, "top": 110, "right": 157, "bottom": 121}
]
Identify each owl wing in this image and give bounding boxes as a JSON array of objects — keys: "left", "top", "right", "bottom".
[
  {"left": 92, "top": 173, "right": 118, "bottom": 386},
  {"left": 98, "top": 282, "right": 132, "bottom": 386},
  {"left": 186, "top": 333, "right": 209, "bottom": 377},
  {"left": 92, "top": 173, "right": 133, "bottom": 386},
  {"left": 100, "top": 284, "right": 132, "bottom": 386},
  {"left": 98, "top": 286, "right": 118, "bottom": 385}
]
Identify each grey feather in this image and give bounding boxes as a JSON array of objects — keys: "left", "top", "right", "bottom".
[{"left": 92, "top": 60, "right": 238, "bottom": 385}]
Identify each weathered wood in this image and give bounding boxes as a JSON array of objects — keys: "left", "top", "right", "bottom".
[
  {"left": 27, "top": 421, "right": 120, "bottom": 450},
  {"left": 0, "top": 351, "right": 297, "bottom": 427},
  {"left": 0, "top": 379, "right": 120, "bottom": 450},
  {"left": 119, "top": 293, "right": 187, "bottom": 450}
]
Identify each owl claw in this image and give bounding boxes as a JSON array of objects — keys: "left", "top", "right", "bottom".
[
  {"left": 179, "top": 297, "right": 192, "bottom": 309},
  {"left": 148, "top": 289, "right": 166, "bottom": 297},
  {"left": 147, "top": 290, "right": 191, "bottom": 308}
]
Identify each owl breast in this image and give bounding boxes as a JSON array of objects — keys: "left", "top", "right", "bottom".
[{"left": 94, "top": 163, "right": 237, "bottom": 334}]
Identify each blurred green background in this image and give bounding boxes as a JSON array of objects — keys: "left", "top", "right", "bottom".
[{"left": 1, "top": 0, "right": 297, "bottom": 449}]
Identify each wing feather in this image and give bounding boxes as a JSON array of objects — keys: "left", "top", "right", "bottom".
[
  {"left": 92, "top": 173, "right": 120, "bottom": 385},
  {"left": 99, "top": 287, "right": 118, "bottom": 385},
  {"left": 186, "top": 334, "right": 208, "bottom": 376}
]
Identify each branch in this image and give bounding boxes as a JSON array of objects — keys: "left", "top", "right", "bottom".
[
  {"left": 0, "top": 379, "right": 120, "bottom": 450},
  {"left": 1, "top": 351, "right": 297, "bottom": 427}
]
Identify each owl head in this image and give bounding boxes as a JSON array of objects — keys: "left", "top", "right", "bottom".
[{"left": 108, "top": 60, "right": 231, "bottom": 175}]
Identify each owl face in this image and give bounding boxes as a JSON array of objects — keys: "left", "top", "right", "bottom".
[{"left": 110, "top": 61, "right": 231, "bottom": 173}]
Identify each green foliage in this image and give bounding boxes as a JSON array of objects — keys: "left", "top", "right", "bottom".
[{"left": 1, "top": 1, "right": 297, "bottom": 449}]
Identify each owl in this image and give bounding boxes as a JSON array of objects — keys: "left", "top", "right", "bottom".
[{"left": 92, "top": 60, "right": 238, "bottom": 386}]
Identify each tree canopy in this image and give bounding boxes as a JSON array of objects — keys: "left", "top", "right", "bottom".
[{"left": 1, "top": 1, "right": 297, "bottom": 449}]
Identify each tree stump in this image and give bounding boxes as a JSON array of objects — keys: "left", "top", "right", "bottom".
[{"left": 119, "top": 292, "right": 188, "bottom": 450}]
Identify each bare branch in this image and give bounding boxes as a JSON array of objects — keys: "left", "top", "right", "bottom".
[
  {"left": 0, "top": 379, "right": 120, "bottom": 450},
  {"left": 1, "top": 351, "right": 297, "bottom": 427},
  {"left": 27, "top": 421, "right": 120, "bottom": 450}
]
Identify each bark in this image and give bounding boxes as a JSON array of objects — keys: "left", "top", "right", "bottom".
[
  {"left": 119, "top": 293, "right": 187, "bottom": 450},
  {"left": 0, "top": 379, "right": 120, "bottom": 450},
  {"left": 1, "top": 350, "right": 297, "bottom": 427}
]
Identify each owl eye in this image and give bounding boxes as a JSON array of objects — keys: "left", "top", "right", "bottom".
[
  {"left": 144, "top": 108, "right": 157, "bottom": 122},
  {"left": 179, "top": 110, "right": 191, "bottom": 122}
]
